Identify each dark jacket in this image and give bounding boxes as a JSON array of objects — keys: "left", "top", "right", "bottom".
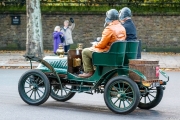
[{"left": 122, "top": 19, "right": 137, "bottom": 41}]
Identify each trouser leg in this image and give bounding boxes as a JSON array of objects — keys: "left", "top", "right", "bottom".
[
  {"left": 82, "top": 48, "right": 93, "bottom": 72},
  {"left": 64, "top": 45, "right": 70, "bottom": 52}
]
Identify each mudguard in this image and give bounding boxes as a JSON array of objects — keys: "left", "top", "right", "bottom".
[{"left": 23, "top": 55, "right": 62, "bottom": 87}]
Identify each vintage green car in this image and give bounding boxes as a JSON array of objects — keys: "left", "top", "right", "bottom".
[{"left": 18, "top": 41, "right": 169, "bottom": 114}]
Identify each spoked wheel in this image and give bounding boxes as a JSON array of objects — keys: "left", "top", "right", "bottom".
[
  {"left": 104, "top": 76, "right": 140, "bottom": 114},
  {"left": 138, "top": 86, "right": 163, "bottom": 109},
  {"left": 18, "top": 70, "right": 50, "bottom": 105},
  {"left": 50, "top": 84, "right": 76, "bottom": 102}
]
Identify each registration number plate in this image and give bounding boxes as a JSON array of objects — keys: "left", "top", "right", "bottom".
[{"left": 151, "top": 82, "right": 160, "bottom": 87}]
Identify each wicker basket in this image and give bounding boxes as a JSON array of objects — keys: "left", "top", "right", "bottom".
[{"left": 129, "top": 59, "right": 159, "bottom": 81}]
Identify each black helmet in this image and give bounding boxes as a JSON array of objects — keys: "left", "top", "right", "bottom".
[
  {"left": 119, "top": 7, "right": 132, "bottom": 20},
  {"left": 104, "top": 9, "right": 119, "bottom": 27}
]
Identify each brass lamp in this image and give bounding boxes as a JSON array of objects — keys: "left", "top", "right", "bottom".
[{"left": 56, "top": 44, "right": 64, "bottom": 58}]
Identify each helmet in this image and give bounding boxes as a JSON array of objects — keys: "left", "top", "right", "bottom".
[
  {"left": 119, "top": 7, "right": 132, "bottom": 21},
  {"left": 104, "top": 9, "right": 119, "bottom": 27}
]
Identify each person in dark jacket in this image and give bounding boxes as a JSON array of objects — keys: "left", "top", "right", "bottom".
[
  {"left": 119, "top": 7, "right": 141, "bottom": 59},
  {"left": 119, "top": 7, "right": 137, "bottom": 41},
  {"left": 53, "top": 26, "right": 64, "bottom": 55}
]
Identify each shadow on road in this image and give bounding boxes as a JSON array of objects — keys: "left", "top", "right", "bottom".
[{"left": 37, "top": 101, "right": 163, "bottom": 117}]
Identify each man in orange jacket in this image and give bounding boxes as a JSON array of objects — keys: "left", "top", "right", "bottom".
[{"left": 78, "top": 9, "right": 126, "bottom": 78}]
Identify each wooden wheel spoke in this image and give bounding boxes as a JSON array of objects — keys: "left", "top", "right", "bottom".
[
  {"left": 125, "top": 99, "right": 131, "bottom": 105},
  {"left": 123, "top": 100, "right": 126, "bottom": 108},
  {"left": 149, "top": 93, "right": 155, "bottom": 98},
  {"left": 30, "top": 91, "right": 33, "bottom": 98},
  {"left": 37, "top": 88, "right": 44, "bottom": 94},
  {"left": 37, "top": 90, "right": 41, "bottom": 98},
  {"left": 34, "top": 91, "right": 36, "bottom": 100},
  {"left": 147, "top": 95, "right": 151, "bottom": 102},
  {"left": 122, "top": 83, "right": 124, "bottom": 91},
  {"left": 63, "top": 88, "right": 68, "bottom": 95},
  {"left": 35, "top": 77, "right": 40, "bottom": 83},
  {"left": 119, "top": 99, "right": 122, "bottom": 108},
  {"left": 125, "top": 96, "right": 133, "bottom": 100},
  {"left": 61, "top": 89, "right": 63, "bottom": 96},
  {"left": 118, "top": 83, "right": 121, "bottom": 90},
  {"left": 124, "top": 86, "right": 130, "bottom": 92},
  {"left": 112, "top": 86, "right": 119, "bottom": 92},
  {"left": 38, "top": 80, "right": 43, "bottom": 86},
  {"left": 25, "top": 80, "right": 32, "bottom": 85},
  {"left": 140, "top": 96, "right": 142, "bottom": 101},
  {"left": 113, "top": 98, "right": 119, "bottom": 104},
  {"left": 26, "top": 89, "right": 32, "bottom": 94},
  {"left": 56, "top": 89, "right": 59, "bottom": 95}
]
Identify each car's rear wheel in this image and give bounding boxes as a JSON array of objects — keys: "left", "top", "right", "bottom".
[
  {"left": 138, "top": 86, "right": 163, "bottom": 109},
  {"left": 50, "top": 84, "right": 76, "bottom": 102},
  {"left": 104, "top": 76, "right": 140, "bottom": 114}
]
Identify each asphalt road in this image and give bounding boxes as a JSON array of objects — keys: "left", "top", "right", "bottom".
[{"left": 0, "top": 69, "right": 179, "bottom": 120}]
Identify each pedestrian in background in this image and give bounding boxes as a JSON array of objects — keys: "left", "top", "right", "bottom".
[
  {"left": 61, "top": 18, "right": 75, "bottom": 53},
  {"left": 53, "top": 26, "right": 64, "bottom": 55}
]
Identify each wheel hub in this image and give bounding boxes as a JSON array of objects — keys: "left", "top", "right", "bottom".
[
  {"left": 30, "top": 84, "right": 38, "bottom": 91},
  {"left": 117, "top": 91, "right": 126, "bottom": 98}
]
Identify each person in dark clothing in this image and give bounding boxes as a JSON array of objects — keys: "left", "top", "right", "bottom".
[
  {"left": 119, "top": 7, "right": 137, "bottom": 41},
  {"left": 119, "top": 7, "right": 141, "bottom": 59}
]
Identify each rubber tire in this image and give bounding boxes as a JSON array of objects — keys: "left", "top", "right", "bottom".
[
  {"left": 138, "top": 86, "right": 163, "bottom": 109},
  {"left": 18, "top": 69, "right": 50, "bottom": 105},
  {"left": 104, "top": 76, "right": 140, "bottom": 114},
  {"left": 50, "top": 86, "right": 76, "bottom": 102}
]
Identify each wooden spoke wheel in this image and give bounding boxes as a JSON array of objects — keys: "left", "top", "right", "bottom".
[
  {"left": 18, "top": 70, "right": 50, "bottom": 105},
  {"left": 138, "top": 86, "right": 163, "bottom": 109},
  {"left": 50, "top": 84, "right": 76, "bottom": 102},
  {"left": 104, "top": 76, "right": 140, "bottom": 114}
]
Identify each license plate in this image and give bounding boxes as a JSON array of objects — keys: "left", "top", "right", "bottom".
[{"left": 151, "top": 82, "right": 160, "bottom": 87}]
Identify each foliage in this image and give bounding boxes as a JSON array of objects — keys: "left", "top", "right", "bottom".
[
  {"left": 0, "top": 0, "right": 180, "bottom": 14},
  {"left": 0, "top": 5, "right": 179, "bottom": 15}
]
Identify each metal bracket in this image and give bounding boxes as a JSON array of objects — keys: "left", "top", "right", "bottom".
[{"left": 159, "top": 69, "right": 169, "bottom": 82}]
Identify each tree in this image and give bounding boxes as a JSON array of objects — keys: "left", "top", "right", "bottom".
[{"left": 26, "top": 0, "right": 44, "bottom": 58}]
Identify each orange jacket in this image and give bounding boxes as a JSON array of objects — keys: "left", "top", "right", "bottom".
[{"left": 90, "top": 20, "right": 126, "bottom": 52}]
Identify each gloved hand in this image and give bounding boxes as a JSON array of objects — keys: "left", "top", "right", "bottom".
[{"left": 70, "top": 18, "right": 74, "bottom": 23}]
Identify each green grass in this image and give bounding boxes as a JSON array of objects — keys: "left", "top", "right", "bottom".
[{"left": 0, "top": 5, "right": 180, "bottom": 15}]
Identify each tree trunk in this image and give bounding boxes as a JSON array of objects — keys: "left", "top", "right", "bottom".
[{"left": 26, "top": 0, "right": 44, "bottom": 58}]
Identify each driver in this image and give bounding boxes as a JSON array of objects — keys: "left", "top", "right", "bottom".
[{"left": 78, "top": 9, "right": 126, "bottom": 78}]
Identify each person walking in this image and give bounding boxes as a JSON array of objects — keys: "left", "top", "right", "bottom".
[
  {"left": 53, "top": 26, "right": 64, "bottom": 55},
  {"left": 61, "top": 18, "right": 75, "bottom": 53}
]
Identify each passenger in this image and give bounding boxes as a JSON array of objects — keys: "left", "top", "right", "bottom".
[
  {"left": 119, "top": 7, "right": 141, "bottom": 59},
  {"left": 53, "top": 26, "right": 64, "bottom": 55},
  {"left": 119, "top": 7, "right": 137, "bottom": 41},
  {"left": 61, "top": 18, "right": 75, "bottom": 53},
  {"left": 78, "top": 9, "right": 126, "bottom": 78}
]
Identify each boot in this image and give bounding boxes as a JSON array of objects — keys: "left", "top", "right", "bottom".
[{"left": 78, "top": 71, "right": 94, "bottom": 78}]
